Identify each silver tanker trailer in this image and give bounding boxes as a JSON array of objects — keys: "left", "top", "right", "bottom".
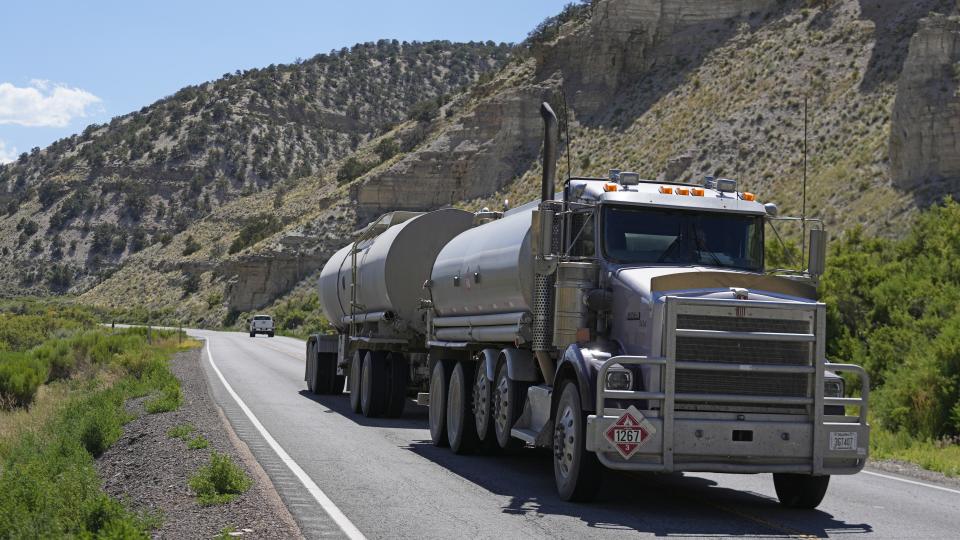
[{"left": 305, "top": 103, "right": 870, "bottom": 507}]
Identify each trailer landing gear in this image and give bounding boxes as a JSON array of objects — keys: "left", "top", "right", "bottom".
[{"left": 773, "top": 473, "right": 830, "bottom": 509}]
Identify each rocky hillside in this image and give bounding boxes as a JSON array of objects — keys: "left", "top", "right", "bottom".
[
  {"left": 17, "top": 0, "right": 960, "bottom": 328},
  {"left": 0, "top": 40, "right": 511, "bottom": 293}
]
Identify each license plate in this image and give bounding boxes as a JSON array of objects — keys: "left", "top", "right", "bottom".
[{"left": 830, "top": 431, "right": 857, "bottom": 451}]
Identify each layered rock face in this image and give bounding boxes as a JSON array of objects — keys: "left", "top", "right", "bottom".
[
  {"left": 352, "top": 87, "right": 549, "bottom": 221},
  {"left": 537, "top": 0, "right": 776, "bottom": 116},
  {"left": 890, "top": 13, "right": 960, "bottom": 200}
]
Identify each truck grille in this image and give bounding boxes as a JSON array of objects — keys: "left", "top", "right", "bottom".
[{"left": 673, "top": 313, "right": 812, "bottom": 412}]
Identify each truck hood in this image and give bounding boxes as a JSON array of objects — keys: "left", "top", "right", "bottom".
[{"left": 612, "top": 266, "right": 818, "bottom": 304}]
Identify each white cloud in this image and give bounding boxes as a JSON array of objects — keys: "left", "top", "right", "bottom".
[
  {"left": 0, "top": 139, "right": 17, "bottom": 164},
  {"left": 0, "top": 80, "right": 102, "bottom": 128}
]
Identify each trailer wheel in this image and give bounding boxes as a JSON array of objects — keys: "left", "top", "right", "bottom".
[
  {"left": 493, "top": 360, "right": 526, "bottom": 450},
  {"left": 447, "top": 361, "right": 479, "bottom": 454},
  {"left": 553, "top": 379, "right": 602, "bottom": 502},
  {"left": 250, "top": 332, "right": 255, "bottom": 338},
  {"left": 361, "top": 351, "right": 389, "bottom": 417},
  {"left": 429, "top": 359, "right": 454, "bottom": 447},
  {"left": 472, "top": 361, "right": 496, "bottom": 448},
  {"left": 773, "top": 474, "right": 830, "bottom": 508},
  {"left": 315, "top": 352, "right": 340, "bottom": 395},
  {"left": 348, "top": 350, "right": 366, "bottom": 413},
  {"left": 385, "top": 353, "right": 408, "bottom": 418}
]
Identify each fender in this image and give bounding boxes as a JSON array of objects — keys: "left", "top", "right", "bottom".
[
  {"left": 478, "top": 348, "right": 499, "bottom": 381},
  {"left": 499, "top": 348, "right": 539, "bottom": 382},
  {"left": 554, "top": 344, "right": 616, "bottom": 413}
]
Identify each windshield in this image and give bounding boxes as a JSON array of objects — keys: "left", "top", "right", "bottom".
[
  {"left": 602, "top": 205, "right": 764, "bottom": 271},
  {"left": 253, "top": 316, "right": 271, "bottom": 321}
]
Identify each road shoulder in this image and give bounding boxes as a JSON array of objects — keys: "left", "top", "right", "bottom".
[{"left": 96, "top": 347, "right": 303, "bottom": 539}]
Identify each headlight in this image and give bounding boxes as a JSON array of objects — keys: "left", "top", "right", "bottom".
[
  {"left": 824, "top": 378, "right": 844, "bottom": 398},
  {"left": 605, "top": 368, "right": 633, "bottom": 391}
]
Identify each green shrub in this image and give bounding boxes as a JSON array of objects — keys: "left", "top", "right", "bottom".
[
  {"left": 188, "top": 452, "right": 252, "bottom": 505},
  {"left": 182, "top": 235, "right": 201, "bottom": 256},
  {"left": 0, "top": 352, "right": 48, "bottom": 407},
  {"left": 187, "top": 436, "right": 209, "bottom": 450},
  {"left": 227, "top": 214, "right": 281, "bottom": 254},
  {"left": 167, "top": 423, "right": 196, "bottom": 440},
  {"left": 335, "top": 157, "right": 375, "bottom": 184},
  {"left": 145, "top": 383, "right": 181, "bottom": 413}
]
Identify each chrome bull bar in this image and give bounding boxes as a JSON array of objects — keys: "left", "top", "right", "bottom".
[{"left": 588, "top": 355, "right": 870, "bottom": 475}]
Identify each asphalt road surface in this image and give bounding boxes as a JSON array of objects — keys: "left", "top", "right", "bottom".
[{"left": 189, "top": 329, "right": 960, "bottom": 539}]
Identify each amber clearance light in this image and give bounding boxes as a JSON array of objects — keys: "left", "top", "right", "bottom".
[
  {"left": 676, "top": 187, "right": 690, "bottom": 196},
  {"left": 691, "top": 187, "right": 705, "bottom": 196},
  {"left": 603, "top": 183, "right": 619, "bottom": 192},
  {"left": 742, "top": 192, "right": 756, "bottom": 201},
  {"left": 659, "top": 186, "right": 673, "bottom": 194}
]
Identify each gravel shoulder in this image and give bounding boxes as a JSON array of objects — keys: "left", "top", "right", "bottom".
[{"left": 96, "top": 347, "right": 303, "bottom": 539}]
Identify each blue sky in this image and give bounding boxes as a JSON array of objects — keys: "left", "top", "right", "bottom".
[{"left": 0, "top": 0, "right": 572, "bottom": 163}]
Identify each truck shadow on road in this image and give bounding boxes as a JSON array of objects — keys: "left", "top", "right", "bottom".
[
  {"left": 297, "top": 390, "right": 429, "bottom": 429},
  {"left": 405, "top": 441, "right": 874, "bottom": 537}
]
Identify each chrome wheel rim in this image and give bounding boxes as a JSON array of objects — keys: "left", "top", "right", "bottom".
[
  {"left": 494, "top": 372, "right": 510, "bottom": 439},
  {"left": 472, "top": 371, "right": 490, "bottom": 434},
  {"left": 554, "top": 404, "right": 576, "bottom": 480},
  {"left": 448, "top": 371, "right": 462, "bottom": 441},
  {"left": 429, "top": 365, "right": 444, "bottom": 436}
]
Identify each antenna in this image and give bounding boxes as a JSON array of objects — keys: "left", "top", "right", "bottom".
[
  {"left": 561, "top": 87, "right": 573, "bottom": 179},
  {"left": 801, "top": 94, "right": 808, "bottom": 271}
]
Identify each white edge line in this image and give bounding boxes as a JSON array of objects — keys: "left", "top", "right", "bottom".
[
  {"left": 203, "top": 338, "right": 367, "bottom": 540},
  {"left": 862, "top": 470, "right": 960, "bottom": 495}
]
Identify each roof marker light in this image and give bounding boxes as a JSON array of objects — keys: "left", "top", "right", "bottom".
[
  {"left": 659, "top": 186, "right": 673, "bottom": 194},
  {"left": 677, "top": 187, "right": 690, "bottom": 196},
  {"left": 742, "top": 192, "right": 756, "bottom": 202},
  {"left": 691, "top": 187, "right": 705, "bottom": 196},
  {"left": 603, "top": 183, "right": 619, "bottom": 192}
]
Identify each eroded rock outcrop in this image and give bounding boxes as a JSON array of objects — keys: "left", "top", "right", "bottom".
[
  {"left": 352, "top": 86, "right": 550, "bottom": 221},
  {"left": 890, "top": 12, "right": 960, "bottom": 201},
  {"left": 536, "top": 0, "right": 777, "bottom": 116}
]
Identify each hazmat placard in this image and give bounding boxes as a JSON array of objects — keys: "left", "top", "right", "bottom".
[{"left": 605, "top": 406, "right": 656, "bottom": 459}]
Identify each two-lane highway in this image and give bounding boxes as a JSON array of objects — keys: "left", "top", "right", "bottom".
[{"left": 190, "top": 329, "right": 960, "bottom": 539}]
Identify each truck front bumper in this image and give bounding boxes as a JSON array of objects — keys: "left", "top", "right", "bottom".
[{"left": 587, "top": 355, "right": 870, "bottom": 475}]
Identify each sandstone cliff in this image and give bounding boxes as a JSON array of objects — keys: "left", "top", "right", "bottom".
[{"left": 890, "top": 12, "right": 960, "bottom": 202}]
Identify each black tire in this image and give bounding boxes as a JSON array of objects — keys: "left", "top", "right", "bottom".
[
  {"left": 250, "top": 332, "right": 255, "bottom": 338},
  {"left": 553, "top": 379, "right": 602, "bottom": 502},
  {"left": 472, "top": 361, "right": 497, "bottom": 448},
  {"left": 315, "top": 352, "right": 340, "bottom": 394},
  {"left": 360, "top": 351, "right": 389, "bottom": 417},
  {"left": 429, "top": 359, "right": 454, "bottom": 447},
  {"left": 348, "top": 350, "right": 366, "bottom": 413},
  {"left": 386, "top": 353, "right": 408, "bottom": 418},
  {"left": 773, "top": 474, "right": 830, "bottom": 509},
  {"left": 493, "top": 360, "right": 527, "bottom": 450},
  {"left": 305, "top": 339, "right": 319, "bottom": 393},
  {"left": 268, "top": 331, "right": 274, "bottom": 338},
  {"left": 447, "top": 361, "right": 479, "bottom": 454}
]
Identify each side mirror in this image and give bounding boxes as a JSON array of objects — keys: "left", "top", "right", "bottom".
[{"left": 808, "top": 229, "right": 827, "bottom": 277}]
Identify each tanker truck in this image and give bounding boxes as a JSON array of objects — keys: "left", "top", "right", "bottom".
[{"left": 305, "top": 103, "right": 870, "bottom": 507}]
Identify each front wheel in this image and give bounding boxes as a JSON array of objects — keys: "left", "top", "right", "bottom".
[
  {"left": 553, "top": 379, "right": 602, "bottom": 502},
  {"left": 249, "top": 332, "right": 255, "bottom": 338},
  {"left": 773, "top": 474, "right": 830, "bottom": 508}
]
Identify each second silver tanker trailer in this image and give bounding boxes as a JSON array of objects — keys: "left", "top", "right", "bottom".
[{"left": 305, "top": 103, "right": 870, "bottom": 506}]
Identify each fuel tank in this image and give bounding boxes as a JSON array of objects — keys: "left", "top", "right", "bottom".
[
  {"left": 319, "top": 209, "right": 474, "bottom": 333},
  {"left": 430, "top": 206, "right": 535, "bottom": 317}
]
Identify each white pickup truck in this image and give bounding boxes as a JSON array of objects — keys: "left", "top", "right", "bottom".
[{"left": 249, "top": 315, "right": 275, "bottom": 338}]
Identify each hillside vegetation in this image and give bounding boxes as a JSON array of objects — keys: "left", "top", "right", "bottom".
[
  {"left": 0, "top": 40, "right": 511, "bottom": 293},
  {"left": 0, "top": 305, "right": 196, "bottom": 536}
]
